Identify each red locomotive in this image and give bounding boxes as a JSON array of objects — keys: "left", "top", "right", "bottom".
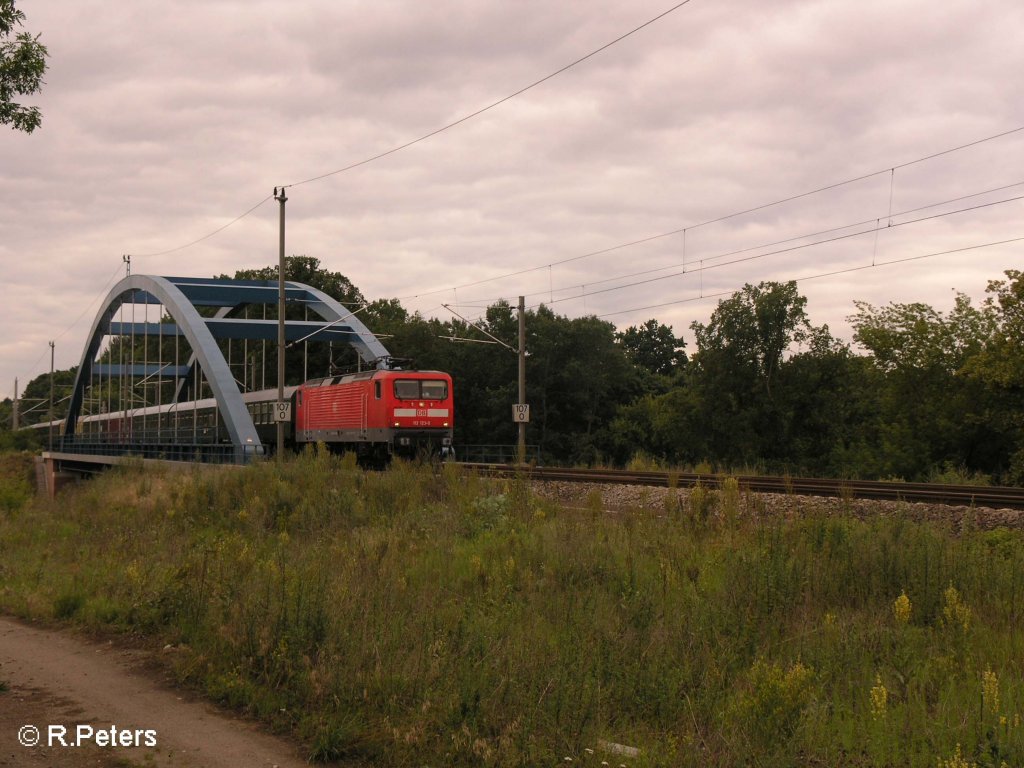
[{"left": 293, "top": 368, "right": 454, "bottom": 463}]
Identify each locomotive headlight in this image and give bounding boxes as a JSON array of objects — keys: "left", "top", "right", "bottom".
[
  {"left": 443, "top": 422, "right": 449, "bottom": 427},
  {"left": 394, "top": 422, "right": 400, "bottom": 427}
]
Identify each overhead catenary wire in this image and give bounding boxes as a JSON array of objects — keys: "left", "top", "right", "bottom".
[
  {"left": 596, "top": 236, "right": 1024, "bottom": 319},
  {"left": 395, "top": 124, "right": 1024, "bottom": 302},
  {"left": 130, "top": 195, "right": 274, "bottom": 258},
  {"left": 461, "top": 186, "right": 1024, "bottom": 310},
  {"left": 440, "top": 304, "right": 516, "bottom": 352},
  {"left": 122, "top": 1, "right": 696, "bottom": 259},
  {"left": 53, "top": 263, "right": 126, "bottom": 342},
  {"left": 6, "top": 262, "right": 126, "bottom": 401},
  {"left": 459, "top": 180, "right": 1024, "bottom": 307},
  {"left": 524, "top": 194, "right": 1024, "bottom": 310},
  {"left": 283, "top": 0, "right": 696, "bottom": 190}
]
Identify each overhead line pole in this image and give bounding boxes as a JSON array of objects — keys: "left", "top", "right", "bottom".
[
  {"left": 48, "top": 341, "right": 55, "bottom": 450},
  {"left": 274, "top": 186, "right": 288, "bottom": 462},
  {"left": 518, "top": 296, "right": 526, "bottom": 466}
]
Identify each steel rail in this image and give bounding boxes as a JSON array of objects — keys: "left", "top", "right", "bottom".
[{"left": 458, "top": 464, "right": 1024, "bottom": 510}]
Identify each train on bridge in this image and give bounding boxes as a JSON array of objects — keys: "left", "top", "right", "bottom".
[{"left": 41, "top": 368, "right": 454, "bottom": 464}]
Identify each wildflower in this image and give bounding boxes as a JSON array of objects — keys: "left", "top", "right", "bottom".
[
  {"left": 893, "top": 591, "right": 911, "bottom": 624},
  {"left": 936, "top": 743, "right": 976, "bottom": 768},
  {"left": 823, "top": 611, "right": 837, "bottom": 629},
  {"left": 870, "top": 674, "right": 888, "bottom": 719},
  {"left": 942, "top": 585, "right": 971, "bottom": 632},
  {"left": 982, "top": 668, "right": 1000, "bottom": 716}
]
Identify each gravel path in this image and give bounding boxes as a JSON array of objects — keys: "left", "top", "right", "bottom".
[{"left": 0, "top": 617, "right": 309, "bottom": 768}]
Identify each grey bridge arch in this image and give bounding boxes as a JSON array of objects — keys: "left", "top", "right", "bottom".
[{"left": 62, "top": 275, "right": 391, "bottom": 462}]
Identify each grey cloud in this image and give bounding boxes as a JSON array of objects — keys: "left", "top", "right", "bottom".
[{"left": 2, "top": 0, "right": 1022, "bottom": 392}]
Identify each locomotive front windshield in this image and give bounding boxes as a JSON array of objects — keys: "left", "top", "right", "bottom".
[{"left": 394, "top": 379, "right": 448, "bottom": 400}]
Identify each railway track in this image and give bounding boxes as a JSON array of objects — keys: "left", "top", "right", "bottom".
[{"left": 458, "top": 463, "right": 1024, "bottom": 510}]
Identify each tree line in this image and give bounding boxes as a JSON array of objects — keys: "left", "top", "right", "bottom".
[{"left": 6, "top": 258, "right": 1022, "bottom": 484}]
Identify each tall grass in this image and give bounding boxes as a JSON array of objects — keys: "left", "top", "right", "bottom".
[{"left": 1, "top": 450, "right": 1022, "bottom": 766}]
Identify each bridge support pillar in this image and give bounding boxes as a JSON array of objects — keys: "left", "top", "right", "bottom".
[{"left": 36, "top": 455, "right": 78, "bottom": 498}]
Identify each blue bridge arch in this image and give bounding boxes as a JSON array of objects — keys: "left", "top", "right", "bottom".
[{"left": 62, "top": 275, "right": 391, "bottom": 463}]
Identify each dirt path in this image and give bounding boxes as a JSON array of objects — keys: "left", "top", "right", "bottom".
[{"left": 0, "top": 617, "right": 311, "bottom": 768}]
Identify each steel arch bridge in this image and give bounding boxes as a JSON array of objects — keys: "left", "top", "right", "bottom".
[{"left": 60, "top": 275, "right": 391, "bottom": 463}]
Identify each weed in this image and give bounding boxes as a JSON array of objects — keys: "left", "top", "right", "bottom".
[
  {"left": 733, "top": 659, "right": 815, "bottom": 755},
  {"left": 0, "top": 480, "right": 31, "bottom": 514},
  {"left": 720, "top": 476, "right": 741, "bottom": 528},
  {"left": 626, "top": 451, "right": 663, "bottom": 472},
  {"left": 929, "top": 462, "right": 992, "bottom": 487},
  {"left": 942, "top": 584, "right": 972, "bottom": 633},
  {"left": 936, "top": 744, "right": 977, "bottom": 768},
  {"left": 0, "top": 452, "right": 34, "bottom": 514},
  {"left": 869, "top": 674, "right": 888, "bottom": 719},
  {"left": 1, "top": 455, "right": 1024, "bottom": 767},
  {"left": 982, "top": 667, "right": 1000, "bottom": 716},
  {"left": 53, "top": 591, "right": 84, "bottom": 619},
  {"left": 306, "top": 713, "right": 377, "bottom": 762},
  {"left": 688, "top": 482, "right": 710, "bottom": 523},
  {"left": 893, "top": 590, "right": 912, "bottom": 624}
]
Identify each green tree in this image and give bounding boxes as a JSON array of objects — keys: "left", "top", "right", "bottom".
[
  {"left": 1, "top": 0, "right": 48, "bottom": 133},
  {"left": 849, "top": 292, "right": 1003, "bottom": 480},
  {"left": 685, "top": 281, "right": 817, "bottom": 466},
  {"left": 691, "top": 281, "right": 812, "bottom": 402},
  {"left": 363, "top": 298, "right": 409, "bottom": 335},
  {"left": 963, "top": 270, "right": 1024, "bottom": 388},
  {"left": 527, "top": 308, "right": 637, "bottom": 463},
  {"left": 960, "top": 270, "right": 1024, "bottom": 482},
  {"left": 774, "top": 328, "right": 873, "bottom": 476},
  {"left": 617, "top": 319, "right": 686, "bottom": 378},
  {"left": 9, "top": 367, "right": 77, "bottom": 427}
]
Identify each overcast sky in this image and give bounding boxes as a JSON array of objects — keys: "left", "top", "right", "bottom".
[{"left": 3, "top": 0, "right": 1023, "bottom": 398}]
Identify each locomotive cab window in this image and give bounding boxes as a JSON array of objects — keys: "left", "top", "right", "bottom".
[
  {"left": 394, "top": 379, "right": 448, "bottom": 400},
  {"left": 421, "top": 380, "right": 448, "bottom": 400},
  {"left": 374, "top": 381, "right": 382, "bottom": 399},
  {"left": 394, "top": 380, "right": 420, "bottom": 399}
]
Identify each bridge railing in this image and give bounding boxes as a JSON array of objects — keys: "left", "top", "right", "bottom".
[{"left": 56, "top": 436, "right": 262, "bottom": 464}]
